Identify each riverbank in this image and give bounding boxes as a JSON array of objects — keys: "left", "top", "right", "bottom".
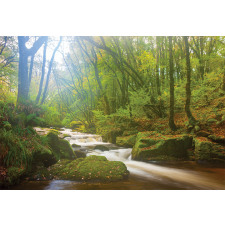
[{"left": 2, "top": 128, "right": 225, "bottom": 190}]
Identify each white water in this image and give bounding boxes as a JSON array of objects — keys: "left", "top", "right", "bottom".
[{"left": 60, "top": 128, "right": 225, "bottom": 190}]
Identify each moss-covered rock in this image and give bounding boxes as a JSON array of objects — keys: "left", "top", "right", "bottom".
[
  {"left": 194, "top": 137, "right": 225, "bottom": 164},
  {"left": 32, "top": 143, "right": 57, "bottom": 167},
  {"left": 58, "top": 133, "right": 71, "bottom": 139},
  {"left": 58, "top": 139, "right": 76, "bottom": 159},
  {"left": 72, "top": 143, "right": 81, "bottom": 148},
  {"left": 132, "top": 131, "right": 193, "bottom": 161},
  {"left": 74, "top": 150, "right": 86, "bottom": 158},
  {"left": 116, "top": 134, "right": 137, "bottom": 147},
  {"left": 49, "top": 155, "right": 129, "bottom": 182},
  {"left": 208, "top": 135, "right": 225, "bottom": 144},
  {"left": 28, "top": 167, "right": 54, "bottom": 181},
  {"left": 46, "top": 131, "right": 76, "bottom": 160},
  {"left": 5, "top": 167, "right": 26, "bottom": 186},
  {"left": 93, "top": 145, "right": 109, "bottom": 151}
]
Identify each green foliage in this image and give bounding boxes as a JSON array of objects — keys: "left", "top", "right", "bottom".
[
  {"left": 70, "top": 120, "right": 83, "bottom": 129},
  {"left": 0, "top": 129, "right": 32, "bottom": 168}
]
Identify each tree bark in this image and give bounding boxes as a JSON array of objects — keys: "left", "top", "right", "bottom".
[
  {"left": 28, "top": 54, "right": 34, "bottom": 93},
  {"left": 17, "top": 36, "right": 47, "bottom": 103},
  {"left": 183, "top": 36, "right": 197, "bottom": 125},
  {"left": 168, "top": 36, "right": 177, "bottom": 131},
  {"left": 36, "top": 38, "right": 48, "bottom": 103}
]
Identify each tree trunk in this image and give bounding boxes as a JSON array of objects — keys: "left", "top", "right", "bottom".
[
  {"left": 183, "top": 36, "right": 197, "bottom": 125},
  {"left": 36, "top": 38, "right": 48, "bottom": 103},
  {"left": 41, "top": 37, "right": 62, "bottom": 104},
  {"left": 28, "top": 54, "right": 34, "bottom": 93},
  {"left": 168, "top": 36, "right": 177, "bottom": 131},
  {"left": 18, "top": 37, "right": 29, "bottom": 103},
  {"left": 17, "top": 36, "right": 47, "bottom": 104}
]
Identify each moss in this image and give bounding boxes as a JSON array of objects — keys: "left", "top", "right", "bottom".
[
  {"left": 194, "top": 137, "right": 225, "bottom": 164},
  {"left": 84, "top": 155, "right": 107, "bottom": 161},
  {"left": 93, "top": 145, "right": 109, "bottom": 151},
  {"left": 49, "top": 155, "right": 129, "bottom": 182},
  {"left": 116, "top": 134, "right": 137, "bottom": 147},
  {"left": 75, "top": 160, "right": 129, "bottom": 181},
  {"left": 5, "top": 167, "right": 26, "bottom": 186},
  {"left": 32, "top": 142, "right": 57, "bottom": 167},
  {"left": 74, "top": 150, "right": 86, "bottom": 158},
  {"left": 132, "top": 132, "right": 193, "bottom": 161},
  {"left": 72, "top": 143, "right": 81, "bottom": 147},
  {"left": 28, "top": 167, "right": 53, "bottom": 181},
  {"left": 58, "top": 139, "right": 76, "bottom": 159},
  {"left": 63, "top": 133, "right": 71, "bottom": 138},
  {"left": 46, "top": 131, "right": 76, "bottom": 160}
]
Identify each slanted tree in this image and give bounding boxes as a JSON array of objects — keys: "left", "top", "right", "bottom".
[
  {"left": 40, "top": 37, "right": 62, "bottom": 104},
  {"left": 36, "top": 37, "right": 48, "bottom": 103}
]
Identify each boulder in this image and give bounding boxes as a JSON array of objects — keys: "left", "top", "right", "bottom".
[
  {"left": 46, "top": 131, "right": 76, "bottom": 160},
  {"left": 132, "top": 131, "right": 193, "bottom": 161},
  {"left": 74, "top": 150, "right": 86, "bottom": 158},
  {"left": 194, "top": 137, "right": 225, "bottom": 165},
  {"left": 5, "top": 167, "right": 26, "bottom": 186},
  {"left": 72, "top": 143, "right": 81, "bottom": 148},
  {"left": 116, "top": 134, "right": 137, "bottom": 147},
  {"left": 49, "top": 155, "right": 129, "bottom": 182},
  {"left": 93, "top": 145, "right": 109, "bottom": 151},
  {"left": 58, "top": 139, "right": 76, "bottom": 159},
  {"left": 32, "top": 144, "right": 57, "bottom": 167}
]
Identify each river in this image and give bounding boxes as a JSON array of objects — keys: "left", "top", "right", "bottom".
[{"left": 12, "top": 128, "right": 225, "bottom": 190}]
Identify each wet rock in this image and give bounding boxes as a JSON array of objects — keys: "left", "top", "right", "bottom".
[
  {"left": 74, "top": 150, "right": 86, "bottom": 158},
  {"left": 194, "top": 137, "right": 225, "bottom": 165},
  {"left": 72, "top": 143, "right": 81, "bottom": 148},
  {"left": 132, "top": 132, "right": 193, "bottom": 161},
  {"left": 116, "top": 135, "right": 137, "bottom": 147},
  {"left": 32, "top": 145, "right": 57, "bottom": 167},
  {"left": 46, "top": 131, "right": 76, "bottom": 160},
  {"left": 58, "top": 133, "right": 71, "bottom": 139},
  {"left": 93, "top": 145, "right": 109, "bottom": 151}
]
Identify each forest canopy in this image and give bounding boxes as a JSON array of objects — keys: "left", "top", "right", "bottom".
[{"left": 0, "top": 36, "right": 225, "bottom": 137}]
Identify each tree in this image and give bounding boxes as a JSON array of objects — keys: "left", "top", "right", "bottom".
[
  {"left": 40, "top": 37, "right": 62, "bottom": 104},
  {"left": 168, "top": 36, "right": 177, "bottom": 131},
  {"left": 183, "top": 36, "right": 197, "bottom": 125},
  {"left": 36, "top": 37, "right": 48, "bottom": 103},
  {"left": 17, "top": 36, "right": 47, "bottom": 103}
]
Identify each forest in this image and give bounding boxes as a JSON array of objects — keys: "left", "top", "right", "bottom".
[{"left": 0, "top": 36, "right": 225, "bottom": 190}]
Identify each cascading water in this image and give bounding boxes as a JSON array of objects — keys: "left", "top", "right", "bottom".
[
  {"left": 59, "top": 128, "right": 225, "bottom": 190},
  {"left": 11, "top": 128, "right": 225, "bottom": 190}
]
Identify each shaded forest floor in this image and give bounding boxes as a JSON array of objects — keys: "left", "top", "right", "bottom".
[{"left": 129, "top": 95, "right": 225, "bottom": 138}]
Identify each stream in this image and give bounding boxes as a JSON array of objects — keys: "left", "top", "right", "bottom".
[{"left": 12, "top": 128, "right": 225, "bottom": 190}]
